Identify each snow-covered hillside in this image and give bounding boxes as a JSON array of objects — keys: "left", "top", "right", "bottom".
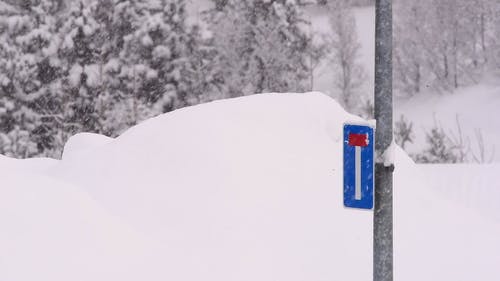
[
  {"left": 308, "top": 5, "right": 500, "bottom": 162},
  {"left": 395, "top": 81, "right": 500, "bottom": 162},
  {"left": 1, "top": 93, "right": 499, "bottom": 281}
]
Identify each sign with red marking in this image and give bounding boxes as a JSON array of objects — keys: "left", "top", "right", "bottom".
[
  {"left": 343, "top": 124, "right": 374, "bottom": 209},
  {"left": 348, "top": 133, "right": 369, "bottom": 147}
]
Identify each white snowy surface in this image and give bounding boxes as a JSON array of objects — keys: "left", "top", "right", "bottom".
[
  {"left": 1, "top": 92, "right": 499, "bottom": 281},
  {"left": 377, "top": 139, "right": 396, "bottom": 167},
  {"left": 395, "top": 82, "right": 500, "bottom": 162},
  {"left": 62, "top": 132, "right": 113, "bottom": 160},
  {"left": 0, "top": 2, "right": 16, "bottom": 15}
]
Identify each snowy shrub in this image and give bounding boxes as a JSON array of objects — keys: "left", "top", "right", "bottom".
[
  {"left": 325, "top": 0, "right": 366, "bottom": 113},
  {"left": 0, "top": 126, "right": 38, "bottom": 158},
  {"left": 413, "top": 116, "right": 495, "bottom": 164},
  {"left": 394, "top": 115, "right": 414, "bottom": 150},
  {"left": 414, "top": 124, "right": 459, "bottom": 164}
]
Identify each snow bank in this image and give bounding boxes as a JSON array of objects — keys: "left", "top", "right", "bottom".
[
  {"left": 51, "top": 92, "right": 373, "bottom": 281},
  {"left": 393, "top": 150, "right": 500, "bottom": 281},
  {"left": 0, "top": 154, "right": 57, "bottom": 172},
  {"left": 61, "top": 132, "right": 113, "bottom": 160},
  {"left": 1, "top": 92, "right": 499, "bottom": 281},
  {"left": 396, "top": 82, "right": 500, "bottom": 162},
  {"left": 0, "top": 170, "right": 155, "bottom": 281}
]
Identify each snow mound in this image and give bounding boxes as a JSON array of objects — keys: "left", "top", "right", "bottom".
[
  {"left": 62, "top": 132, "right": 113, "bottom": 160},
  {"left": 0, "top": 170, "right": 154, "bottom": 281},
  {"left": 1, "top": 92, "right": 500, "bottom": 281},
  {"left": 0, "top": 154, "right": 57, "bottom": 173},
  {"left": 396, "top": 82, "right": 500, "bottom": 162},
  {"left": 51, "top": 92, "right": 374, "bottom": 281}
]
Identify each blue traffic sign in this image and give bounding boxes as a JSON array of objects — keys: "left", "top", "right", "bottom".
[{"left": 343, "top": 124, "right": 374, "bottom": 209}]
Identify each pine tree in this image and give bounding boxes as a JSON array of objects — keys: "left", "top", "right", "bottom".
[
  {"left": 416, "top": 126, "right": 458, "bottom": 164},
  {"left": 0, "top": 0, "right": 63, "bottom": 157},
  {"left": 178, "top": 24, "right": 225, "bottom": 105},
  {"left": 394, "top": 0, "right": 498, "bottom": 95},
  {"left": 58, "top": 0, "right": 107, "bottom": 136},
  {"left": 393, "top": 0, "right": 429, "bottom": 96},
  {"left": 0, "top": 0, "right": 229, "bottom": 157},
  {"left": 106, "top": 0, "right": 218, "bottom": 132},
  {"left": 489, "top": 0, "right": 500, "bottom": 70},
  {"left": 104, "top": 0, "right": 157, "bottom": 133},
  {"left": 326, "top": 0, "right": 366, "bottom": 112},
  {"left": 394, "top": 115, "right": 414, "bottom": 150},
  {"left": 161, "top": 1, "right": 222, "bottom": 110},
  {"left": 207, "top": 0, "right": 311, "bottom": 97}
]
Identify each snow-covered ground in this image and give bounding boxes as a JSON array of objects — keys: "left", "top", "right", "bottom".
[
  {"left": 1, "top": 92, "right": 499, "bottom": 280},
  {"left": 395, "top": 81, "right": 500, "bottom": 162}
]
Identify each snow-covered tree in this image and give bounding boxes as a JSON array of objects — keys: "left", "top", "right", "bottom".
[
  {"left": 100, "top": 0, "right": 157, "bottom": 133},
  {"left": 207, "top": 0, "right": 311, "bottom": 96},
  {"left": 394, "top": 115, "right": 414, "bottom": 150},
  {"left": 326, "top": 0, "right": 366, "bottom": 112},
  {"left": 393, "top": 0, "right": 429, "bottom": 96},
  {"left": 174, "top": 24, "right": 224, "bottom": 106},
  {"left": 0, "top": 0, "right": 63, "bottom": 156},
  {"left": 0, "top": 0, "right": 223, "bottom": 157},
  {"left": 488, "top": 0, "right": 500, "bottom": 70},
  {"left": 58, "top": 1, "right": 108, "bottom": 136},
  {"left": 394, "top": 0, "right": 498, "bottom": 95},
  {"left": 103, "top": 0, "right": 215, "bottom": 134}
]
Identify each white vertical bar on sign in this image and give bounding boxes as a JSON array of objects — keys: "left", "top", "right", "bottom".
[{"left": 355, "top": 146, "right": 362, "bottom": 200}]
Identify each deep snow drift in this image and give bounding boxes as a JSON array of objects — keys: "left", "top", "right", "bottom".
[
  {"left": 1, "top": 92, "right": 499, "bottom": 281},
  {"left": 395, "top": 81, "right": 500, "bottom": 162}
]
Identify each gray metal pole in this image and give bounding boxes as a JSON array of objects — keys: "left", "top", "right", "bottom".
[{"left": 374, "top": 0, "right": 393, "bottom": 281}]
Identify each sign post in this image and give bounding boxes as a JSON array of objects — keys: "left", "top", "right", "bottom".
[{"left": 374, "top": 0, "right": 394, "bottom": 281}]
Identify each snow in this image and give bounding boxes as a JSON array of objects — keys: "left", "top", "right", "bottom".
[
  {"left": 61, "top": 133, "right": 113, "bottom": 160},
  {"left": 395, "top": 81, "right": 500, "bottom": 162},
  {"left": 104, "top": 58, "right": 120, "bottom": 72},
  {"left": 141, "top": 34, "right": 154, "bottom": 46},
  {"left": 378, "top": 139, "right": 396, "bottom": 167},
  {"left": 419, "top": 163, "right": 500, "bottom": 223},
  {"left": 0, "top": 2, "right": 16, "bottom": 15},
  {"left": 0, "top": 169, "right": 154, "bottom": 281},
  {"left": 74, "top": 16, "right": 84, "bottom": 27},
  {"left": 62, "top": 32, "right": 75, "bottom": 49},
  {"left": 153, "top": 45, "right": 171, "bottom": 59},
  {"left": 84, "top": 64, "right": 100, "bottom": 87},
  {"left": 0, "top": 154, "right": 57, "bottom": 174},
  {"left": 1, "top": 92, "right": 499, "bottom": 281},
  {"left": 393, "top": 150, "right": 500, "bottom": 281},
  {"left": 146, "top": 69, "right": 158, "bottom": 80},
  {"left": 68, "top": 64, "right": 83, "bottom": 87},
  {"left": 42, "top": 39, "right": 60, "bottom": 57}
]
